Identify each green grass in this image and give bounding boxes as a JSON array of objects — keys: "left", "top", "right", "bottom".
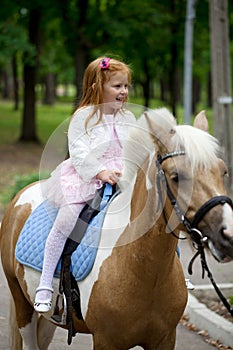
[
  {"left": 1, "top": 173, "right": 40, "bottom": 206},
  {"left": 0, "top": 96, "right": 223, "bottom": 214},
  {"left": 0, "top": 102, "right": 21, "bottom": 143},
  {"left": 0, "top": 101, "right": 73, "bottom": 210},
  {"left": 37, "top": 102, "right": 73, "bottom": 143},
  {"left": 0, "top": 101, "right": 73, "bottom": 145},
  {"left": 0, "top": 98, "right": 216, "bottom": 146}
]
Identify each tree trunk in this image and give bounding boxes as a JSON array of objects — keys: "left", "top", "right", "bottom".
[
  {"left": 207, "top": 71, "right": 211, "bottom": 108},
  {"left": 74, "top": 48, "right": 89, "bottom": 106},
  {"left": 169, "top": 35, "right": 178, "bottom": 117},
  {"left": 142, "top": 57, "right": 150, "bottom": 108},
  {"left": 19, "top": 8, "right": 41, "bottom": 142},
  {"left": 160, "top": 77, "right": 169, "bottom": 103},
  {"left": 12, "top": 53, "right": 19, "bottom": 111},
  {"left": 2, "top": 69, "right": 10, "bottom": 99},
  {"left": 43, "top": 72, "right": 56, "bottom": 105},
  {"left": 58, "top": 0, "right": 91, "bottom": 108},
  {"left": 210, "top": 0, "right": 233, "bottom": 195},
  {"left": 183, "top": 0, "right": 197, "bottom": 123},
  {"left": 73, "top": 0, "right": 90, "bottom": 106},
  {"left": 192, "top": 76, "right": 201, "bottom": 115}
]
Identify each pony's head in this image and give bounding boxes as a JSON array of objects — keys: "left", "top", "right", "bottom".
[{"left": 120, "top": 108, "right": 233, "bottom": 262}]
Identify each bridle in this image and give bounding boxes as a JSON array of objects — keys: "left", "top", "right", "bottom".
[
  {"left": 156, "top": 151, "right": 233, "bottom": 243},
  {"left": 156, "top": 150, "right": 233, "bottom": 317}
]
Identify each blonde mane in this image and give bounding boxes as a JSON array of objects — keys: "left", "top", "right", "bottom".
[
  {"left": 174, "top": 124, "right": 220, "bottom": 170},
  {"left": 120, "top": 108, "right": 220, "bottom": 187}
]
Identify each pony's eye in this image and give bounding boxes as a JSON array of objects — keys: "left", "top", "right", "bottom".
[{"left": 170, "top": 173, "right": 179, "bottom": 183}]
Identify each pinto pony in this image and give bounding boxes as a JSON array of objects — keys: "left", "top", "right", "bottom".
[{"left": 1, "top": 108, "right": 233, "bottom": 350}]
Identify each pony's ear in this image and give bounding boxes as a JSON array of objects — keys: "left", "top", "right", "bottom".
[
  {"left": 143, "top": 111, "right": 175, "bottom": 154},
  {"left": 193, "top": 110, "right": 209, "bottom": 132},
  {"left": 144, "top": 112, "right": 155, "bottom": 136}
]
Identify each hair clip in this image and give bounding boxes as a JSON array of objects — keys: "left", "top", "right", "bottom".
[{"left": 100, "top": 57, "right": 110, "bottom": 70}]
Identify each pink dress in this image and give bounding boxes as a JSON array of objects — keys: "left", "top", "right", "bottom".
[{"left": 42, "top": 114, "right": 122, "bottom": 207}]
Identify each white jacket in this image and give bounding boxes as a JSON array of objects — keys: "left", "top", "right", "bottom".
[{"left": 68, "top": 106, "right": 136, "bottom": 182}]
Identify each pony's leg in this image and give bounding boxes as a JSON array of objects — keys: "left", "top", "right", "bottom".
[
  {"left": 159, "top": 330, "right": 176, "bottom": 350},
  {"left": 18, "top": 312, "right": 56, "bottom": 350},
  {"left": 93, "top": 335, "right": 125, "bottom": 350},
  {"left": 9, "top": 282, "right": 55, "bottom": 350},
  {"left": 144, "top": 330, "right": 176, "bottom": 350},
  {"left": 19, "top": 312, "right": 40, "bottom": 350},
  {"left": 7, "top": 278, "right": 40, "bottom": 350},
  {"left": 9, "top": 298, "right": 22, "bottom": 350},
  {"left": 37, "top": 316, "right": 56, "bottom": 349}
]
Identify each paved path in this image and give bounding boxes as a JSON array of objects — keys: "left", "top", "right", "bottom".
[
  {"left": 179, "top": 238, "right": 233, "bottom": 285},
  {"left": 1, "top": 238, "right": 232, "bottom": 349}
]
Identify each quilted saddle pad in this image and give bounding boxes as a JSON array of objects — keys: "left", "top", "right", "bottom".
[{"left": 15, "top": 184, "right": 117, "bottom": 281}]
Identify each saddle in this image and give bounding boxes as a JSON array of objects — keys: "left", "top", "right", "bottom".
[{"left": 52, "top": 183, "right": 118, "bottom": 345}]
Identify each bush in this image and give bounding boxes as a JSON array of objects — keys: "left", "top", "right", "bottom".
[
  {"left": 12, "top": 173, "right": 40, "bottom": 197},
  {"left": 1, "top": 172, "right": 49, "bottom": 206}
]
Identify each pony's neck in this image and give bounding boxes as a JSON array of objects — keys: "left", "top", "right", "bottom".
[
  {"left": 112, "top": 160, "right": 179, "bottom": 285},
  {"left": 117, "top": 159, "right": 178, "bottom": 251}
]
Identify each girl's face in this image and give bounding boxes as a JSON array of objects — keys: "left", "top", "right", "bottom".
[{"left": 102, "top": 71, "right": 129, "bottom": 114}]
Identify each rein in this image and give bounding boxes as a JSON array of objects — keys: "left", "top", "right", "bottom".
[{"left": 156, "top": 151, "right": 233, "bottom": 317}]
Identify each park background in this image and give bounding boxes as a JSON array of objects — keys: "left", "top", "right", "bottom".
[{"left": 0, "top": 0, "right": 233, "bottom": 214}]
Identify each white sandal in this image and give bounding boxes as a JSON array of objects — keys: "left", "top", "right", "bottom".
[{"left": 34, "top": 286, "right": 54, "bottom": 313}]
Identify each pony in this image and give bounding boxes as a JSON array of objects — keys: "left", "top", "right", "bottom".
[{"left": 1, "top": 108, "right": 233, "bottom": 350}]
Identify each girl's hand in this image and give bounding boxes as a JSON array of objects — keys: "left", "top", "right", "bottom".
[{"left": 96, "top": 169, "right": 122, "bottom": 185}]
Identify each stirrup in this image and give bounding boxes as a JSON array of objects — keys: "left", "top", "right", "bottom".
[
  {"left": 51, "top": 292, "right": 67, "bottom": 325},
  {"left": 34, "top": 286, "right": 54, "bottom": 313}
]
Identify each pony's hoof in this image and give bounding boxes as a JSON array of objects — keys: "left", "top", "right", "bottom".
[
  {"left": 34, "top": 299, "right": 52, "bottom": 313},
  {"left": 185, "top": 278, "right": 195, "bottom": 290}
]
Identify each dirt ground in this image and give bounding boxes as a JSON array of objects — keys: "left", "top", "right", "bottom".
[{"left": 0, "top": 143, "right": 44, "bottom": 219}]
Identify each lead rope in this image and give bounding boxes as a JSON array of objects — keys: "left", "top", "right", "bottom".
[{"left": 188, "top": 239, "right": 233, "bottom": 317}]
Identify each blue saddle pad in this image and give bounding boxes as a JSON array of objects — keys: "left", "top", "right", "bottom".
[{"left": 15, "top": 184, "right": 117, "bottom": 281}]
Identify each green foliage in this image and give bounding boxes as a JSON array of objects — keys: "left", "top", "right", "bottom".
[
  {"left": 0, "top": 0, "right": 190, "bottom": 104},
  {"left": 0, "top": 1, "right": 231, "bottom": 118},
  {"left": 12, "top": 173, "right": 40, "bottom": 195},
  {"left": 39, "top": 18, "right": 74, "bottom": 82},
  {"left": 1, "top": 173, "right": 39, "bottom": 206},
  {"left": 0, "top": 20, "right": 34, "bottom": 66}
]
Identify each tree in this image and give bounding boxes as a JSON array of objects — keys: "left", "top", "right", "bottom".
[
  {"left": 20, "top": 7, "right": 41, "bottom": 142},
  {"left": 183, "top": 0, "right": 197, "bottom": 124},
  {"left": 210, "top": 0, "right": 233, "bottom": 194},
  {"left": 0, "top": 12, "right": 30, "bottom": 109},
  {"left": 1, "top": 0, "right": 231, "bottom": 141},
  {"left": 104, "top": 0, "right": 186, "bottom": 111},
  {"left": 58, "top": 0, "right": 91, "bottom": 104},
  {"left": 39, "top": 18, "right": 74, "bottom": 105}
]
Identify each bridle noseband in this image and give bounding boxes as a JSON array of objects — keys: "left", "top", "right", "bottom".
[
  {"left": 191, "top": 195, "right": 233, "bottom": 228},
  {"left": 156, "top": 151, "right": 233, "bottom": 317}
]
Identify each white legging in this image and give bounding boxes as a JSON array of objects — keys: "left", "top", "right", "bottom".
[{"left": 36, "top": 203, "right": 84, "bottom": 301}]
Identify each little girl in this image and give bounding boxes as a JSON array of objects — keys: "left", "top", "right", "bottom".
[{"left": 34, "top": 57, "right": 136, "bottom": 312}]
